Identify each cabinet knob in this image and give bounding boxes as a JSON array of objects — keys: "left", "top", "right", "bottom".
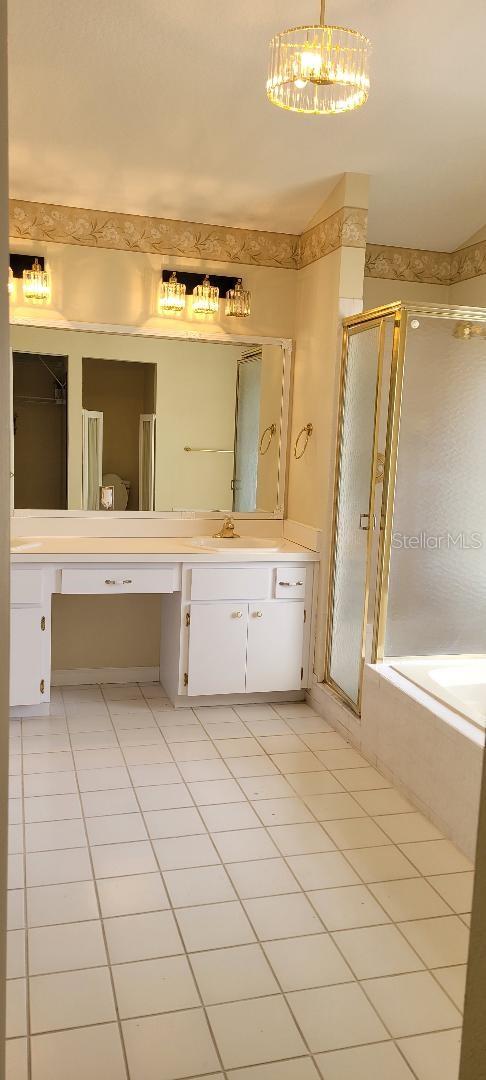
[
  {"left": 253, "top": 611, "right": 263, "bottom": 618},
  {"left": 232, "top": 611, "right": 243, "bottom": 619}
]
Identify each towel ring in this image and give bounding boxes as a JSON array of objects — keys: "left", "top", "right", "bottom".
[
  {"left": 294, "top": 422, "right": 313, "bottom": 459},
  {"left": 259, "top": 423, "right": 276, "bottom": 456}
]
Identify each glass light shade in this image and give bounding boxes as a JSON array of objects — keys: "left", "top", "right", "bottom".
[
  {"left": 158, "top": 271, "right": 186, "bottom": 314},
  {"left": 8, "top": 266, "right": 15, "bottom": 300},
  {"left": 22, "top": 258, "right": 51, "bottom": 304},
  {"left": 225, "top": 278, "right": 251, "bottom": 318},
  {"left": 192, "top": 275, "right": 219, "bottom": 315},
  {"left": 267, "top": 23, "right": 371, "bottom": 114}
]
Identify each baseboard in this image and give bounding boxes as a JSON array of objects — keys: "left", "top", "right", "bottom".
[
  {"left": 52, "top": 666, "right": 160, "bottom": 686},
  {"left": 284, "top": 519, "right": 321, "bottom": 553},
  {"left": 169, "top": 689, "right": 305, "bottom": 709}
]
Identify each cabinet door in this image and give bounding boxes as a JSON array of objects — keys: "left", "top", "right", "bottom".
[
  {"left": 187, "top": 603, "right": 248, "bottom": 696},
  {"left": 246, "top": 601, "right": 305, "bottom": 693},
  {"left": 10, "top": 607, "right": 43, "bottom": 707}
]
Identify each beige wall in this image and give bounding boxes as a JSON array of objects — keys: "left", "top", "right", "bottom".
[
  {"left": 286, "top": 176, "right": 368, "bottom": 681},
  {"left": 363, "top": 277, "right": 450, "bottom": 309},
  {"left": 52, "top": 594, "right": 162, "bottom": 670},
  {"left": 450, "top": 275, "right": 486, "bottom": 308},
  {"left": 9, "top": 242, "right": 297, "bottom": 340},
  {"left": 156, "top": 341, "right": 238, "bottom": 512},
  {"left": 287, "top": 174, "right": 368, "bottom": 535}
]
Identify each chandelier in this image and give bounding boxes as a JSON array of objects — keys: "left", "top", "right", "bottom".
[
  {"left": 22, "top": 258, "right": 51, "bottom": 304},
  {"left": 267, "top": 1, "right": 371, "bottom": 115},
  {"left": 158, "top": 270, "right": 186, "bottom": 314},
  {"left": 192, "top": 275, "right": 219, "bottom": 315},
  {"left": 225, "top": 279, "right": 251, "bottom": 318}
]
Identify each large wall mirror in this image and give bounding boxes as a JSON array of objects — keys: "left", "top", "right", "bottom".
[{"left": 11, "top": 322, "right": 290, "bottom": 516}]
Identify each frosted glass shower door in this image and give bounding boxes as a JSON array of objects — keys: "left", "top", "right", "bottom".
[{"left": 326, "top": 321, "right": 385, "bottom": 710}]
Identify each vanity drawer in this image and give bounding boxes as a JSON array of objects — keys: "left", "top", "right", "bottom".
[
  {"left": 11, "top": 567, "right": 44, "bottom": 606},
  {"left": 190, "top": 567, "right": 271, "bottom": 602},
  {"left": 274, "top": 568, "right": 307, "bottom": 599},
  {"left": 61, "top": 566, "right": 179, "bottom": 595}
]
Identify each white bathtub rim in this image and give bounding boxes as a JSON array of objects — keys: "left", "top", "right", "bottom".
[{"left": 370, "top": 662, "right": 485, "bottom": 749}]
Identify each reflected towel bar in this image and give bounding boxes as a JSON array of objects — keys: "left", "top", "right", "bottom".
[{"left": 184, "top": 446, "right": 234, "bottom": 454}]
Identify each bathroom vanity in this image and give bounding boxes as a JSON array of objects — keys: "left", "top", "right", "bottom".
[
  {"left": 10, "top": 538, "right": 317, "bottom": 713},
  {"left": 9, "top": 313, "right": 317, "bottom": 713}
]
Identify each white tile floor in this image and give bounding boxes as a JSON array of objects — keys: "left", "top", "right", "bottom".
[{"left": 6, "top": 686, "right": 474, "bottom": 1080}]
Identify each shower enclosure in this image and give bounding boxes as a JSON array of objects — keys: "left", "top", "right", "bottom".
[{"left": 325, "top": 301, "right": 486, "bottom": 723}]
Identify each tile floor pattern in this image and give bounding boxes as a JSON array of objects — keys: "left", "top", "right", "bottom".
[{"left": 6, "top": 686, "right": 474, "bottom": 1080}]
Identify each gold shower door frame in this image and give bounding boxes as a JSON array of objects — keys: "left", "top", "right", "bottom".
[
  {"left": 324, "top": 301, "right": 405, "bottom": 716},
  {"left": 325, "top": 299, "right": 486, "bottom": 716}
]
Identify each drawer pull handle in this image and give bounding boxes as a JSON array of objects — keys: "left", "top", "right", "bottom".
[
  {"left": 105, "top": 579, "right": 133, "bottom": 586},
  {"left": 232, "top": 611, "right": 243, "bottom": 619},
  {"left": 253, "top": 611, "right": 263, "bottom": 618},
  {"left": 278, "top": 581, "right": 303, "bottom": 587}
]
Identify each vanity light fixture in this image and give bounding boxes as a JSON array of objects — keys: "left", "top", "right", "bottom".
[
  {"left": 267, "top": 0, "right": 371, "bottom": 115},
  {"left": 7, "top": 266, "right": 15, "bottom": 300},
  {"left": 225, "top": 278, "right": 251, "bottom": 318},
  {"left": 22, "top": 258, "right": 51, "bottom": 305},
  {"left": 192, "top": 275, "right": 219, "bottom": 315},
  {"left": 158, "top": 270, "right": 186, "bottom": 314}
]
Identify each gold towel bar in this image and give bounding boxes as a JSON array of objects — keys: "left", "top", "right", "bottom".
[{"left": 184, "top": 446, "right": 234, "bottom": 454}]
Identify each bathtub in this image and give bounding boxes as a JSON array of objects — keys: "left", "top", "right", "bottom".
[
  {"left": 309, "top": 658, "right": 484, "bottom": 858},
  {"left": 390, "top": 655, "right": 486, "bottom": 731}
]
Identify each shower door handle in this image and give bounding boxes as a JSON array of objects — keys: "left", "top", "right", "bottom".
[{"left": 359, "top": 513, "right": 376, "bottom": 531}]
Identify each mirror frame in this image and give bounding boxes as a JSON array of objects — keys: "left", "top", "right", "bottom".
[{"left": 10, "top": 315, "right": 293, "bottom": 520}]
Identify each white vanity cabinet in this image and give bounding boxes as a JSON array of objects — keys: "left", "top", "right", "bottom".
[
  {"left": 181, "top": 563, "right": 312, "bottom": 699},
  {"left": 10, "top": 567, "right": 51, "bottom": 708},
  {"left": 10, "top": 550, "right": 316, "bottom": 712}
]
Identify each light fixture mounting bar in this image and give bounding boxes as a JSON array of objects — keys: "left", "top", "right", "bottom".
[{"left": 320, "top": 0, "right": 326, "bottom": 25}]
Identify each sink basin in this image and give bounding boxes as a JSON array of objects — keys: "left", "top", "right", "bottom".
[{"left": 190, "top": 537, "right": 282, "bottom": 551}]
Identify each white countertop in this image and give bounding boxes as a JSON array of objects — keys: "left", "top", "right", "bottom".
[{"left": 10, "top": 536, "right": 319, "bottom": 563}]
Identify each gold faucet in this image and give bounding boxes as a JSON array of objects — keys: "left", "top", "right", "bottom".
[{"left": 213, "top": 516, "right": 240, "bottom": 539}]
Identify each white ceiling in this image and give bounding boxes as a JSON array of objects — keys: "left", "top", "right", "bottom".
[{"left": 7, "top": 0, "right": 486, "bottom": 250}]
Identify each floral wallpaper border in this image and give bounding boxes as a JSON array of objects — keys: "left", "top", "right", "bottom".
[
  {"left": 9, "top": 199, "right": 367, "bottom": 271},
  {"left": 366, "top": 240, "right": 486, "bottom": 286},
  {"left": 299, "top": 207, "right": 367, "bottom": 268},
  {"left": 12, "top": 199, "right": 485, "bottom": 283},
  {"left": 450, "top": 240, "right": 486, "bottom": 285}
]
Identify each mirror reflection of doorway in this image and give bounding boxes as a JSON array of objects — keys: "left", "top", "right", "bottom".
[
  {"left": 233, "top": 349, "right": 262, "bottom": 512},
  {"left": 12, "top": 351, "right": 68, "bottom": 509},
  {"left": 82, "top": 357, "right": 157, "bottom": 511}
]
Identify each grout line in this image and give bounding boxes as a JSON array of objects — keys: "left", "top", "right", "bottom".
[
  {"left": 111, "top": 693, "right": 229, "bottom": 1080},
  {"left": 58, "top": 687, "right": 131, "bottom": 1080},
  {"left": 19, "top": 717, "right": 32, "bottom": 1080},
  {"left": 11, "top": 689, "right": 470, "bottom": 1078}
]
